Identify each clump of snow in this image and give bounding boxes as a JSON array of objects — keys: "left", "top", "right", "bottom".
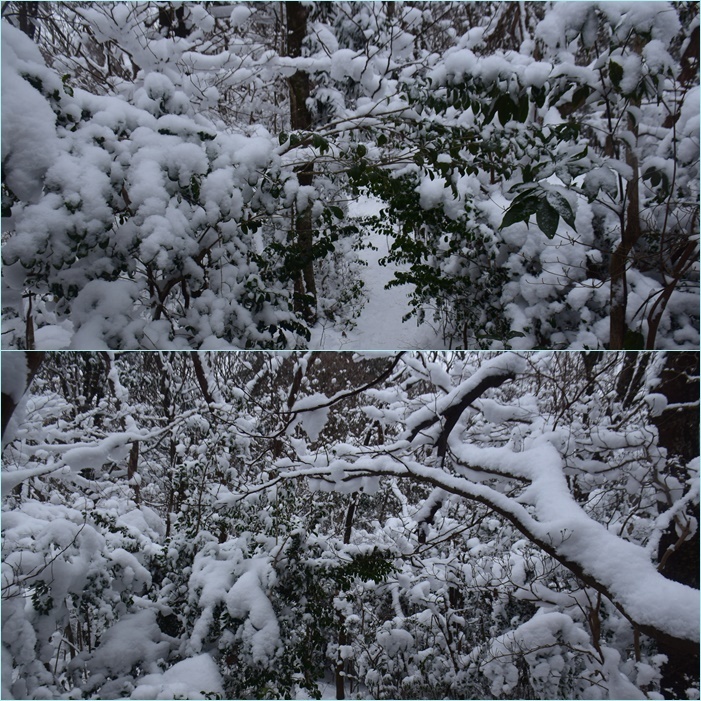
[
  {"left": 225, "top": 558, "right": 281, "bottom": 664},
  {"left": 230, "top": 5, "right": 252, "bottom": 28},
  {"left": 131, "top": 654, "right": 224, "bottom": 700},
  {"left": 377, "top": 628, "right": 415, "bottom": 656},
  {"left": 82, "top": 610, "right": 170, "bottom": 679},
  {"left": 417, "top": 177, "right": 447, "bottom": 210},
  {"left": 291, "top": 394, "right": 331, "bottom": 442},
  {"left": 2, "top": 25, "right": 60, "bottom": 202},
  {"left": 644, "top": 393, "right": 668, "bottom": 417},
  {"left": 69, "top": 280, "right": 147, "bottom": 349}
]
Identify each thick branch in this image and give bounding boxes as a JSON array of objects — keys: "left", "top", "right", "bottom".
[
  {"left": 402, "top": 465, "right": 698, "bottom": 656},
  {"left": 281, "top": 450, "right": 699, "bottom": 655},
  {"left": 192, "top": 351, "right": 215, "bottom": 405},
  {"left": 406, "top": 354, "right": 524, "bottom": 453}
]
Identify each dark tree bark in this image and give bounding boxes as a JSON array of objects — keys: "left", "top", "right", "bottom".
[
  {"left": 18, "top": 1, "right": 39, "bottom": 40},
  {"left": 651, "top": 352, "right": 700, "bottom": 698},
  {"left": 286, "top": 1, "right": 317, "bottom": 322},
  {"left": 615, "top": 351, "right": 650, "bottom": 408},
  {"left": 581, "top": 350, "right": 603, "bottom": 396},
  {"left": 406, "top": 368, "right": 518, "bottom": 457},
  {"left": 158, "top": 3, "right": 190, "bottom": 38},
  {"left": 335, "top": 492, "right": 358, "bottom": 699},
  {"left": 192, "top": 352, "right": 215, "bottom": 405},
  {"left": 127, "top": 441, "right": 141, "bottom": 505},
  {"left": 609, "top": 38, "right": 644, "bottom": 349}
]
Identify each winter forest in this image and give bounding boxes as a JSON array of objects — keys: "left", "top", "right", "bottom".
[
  {"left": 1, "top": 2, "right": 699, "bottom": 350},
  {"left": 1, "top": 3, "right": 700, "bottom": 701},
  {"left": 0, "top": 350, "right": 699, "bottom": 699}
]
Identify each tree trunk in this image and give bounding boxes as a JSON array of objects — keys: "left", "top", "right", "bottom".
[
  {"left": 609, "top": 118, "right": 642, "bottom": 349},
  {"left": 615, "top": 351, "right": 650, "bottom": 408},
  {"left": 127, "top": 441, "right": 141, "bottom": 505},
  {"left": 101, "top": 352, "right": 143, "bottom": 500},
  {"left": 609, "top": 40, "right": 644, "bottom": 349},
  {"left": 192, "top": 351, "right": 215, "bottom": 405},
  {"left": 1, "top": 351, "right": 44, "bottom": 439},
  {"left": 651, "top": 352, "right": 700, "bottom": 698},
  {"left": 286, "top": 1, "right": 317, "bottom": 322},
  {"left": 18, "top": 2, "right": 38, "bottom": 40}
]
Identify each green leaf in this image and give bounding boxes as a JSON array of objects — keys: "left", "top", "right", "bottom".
[
  {"left": 377, "top": 133, "right": 388, "bottom": 147},
  {"left": 497, "top": 94, "right": 512, "bottom": 125},
  {"left": 329, "top": 206, "right": 344, "bottom": 220},
  {"left": 516, "top": 93, "right": 530, "bottom": 122},
  {"left": 572, "top": 84, "right": 591, "bottom": 107},
  {"left": 624, "top": 329, "right": 645, "bottom": 350},
  {"left": 643, "top": 166, "right": 667, "bottom": 191},
  {"left": 279, "top": 132, "right": 288, "bottom": 145},
  {"left": 356, "top": 144, "right": 367, "bottom": 157},
  {"left": 536, "top": 200, "right": 559, "bottom": 238},
  {"left": 509, "top": 186, "right": 539, "bottom": 207},
  {"left": 483, "top": 98, "right": 499, "bottom": 125},
  {"left": 531, "top": 85, "right": 546, "bottom": 109},
  {"left": 570, "top": 145, "right": 589, "bottom": 162},
  {"left": 500, "top": 198, "right": 535, "bottom": 230},
  {"left": 312, "top": 134, "right": 329, "bottom": 153},
  {"left": 609, "top": 60, "right": 624, "bottom": 89},
  {"left": 559, "top": 85, "right": 591, "bottom": 116},
  {"left": 545, "top": 190, "right": 576, "bottom": 230}
]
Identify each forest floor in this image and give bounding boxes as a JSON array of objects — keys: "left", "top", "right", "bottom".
[{"left": 309, "top": 195, "right": 444, "bottom": 350}]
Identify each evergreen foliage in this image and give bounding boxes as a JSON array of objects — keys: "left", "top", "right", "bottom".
[{"left": 1, "top": 350, "right": 698, "bottom": 699}]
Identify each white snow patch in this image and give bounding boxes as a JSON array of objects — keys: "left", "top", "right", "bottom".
[{"left": 131, "top": 654, "right": 224, "bottom": 700}]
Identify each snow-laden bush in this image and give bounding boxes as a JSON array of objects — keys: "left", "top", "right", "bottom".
[
  {"left": 347, "top": 2, "right": 698, "bottom": 349},
  {"left": 2, "top": 352, "right": 698, "bottom": 697},
  {"left": 1, "top": 22, "right": 316, "bottom": 349}
]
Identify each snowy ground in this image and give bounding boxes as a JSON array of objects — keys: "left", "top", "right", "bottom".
[{"left": 309, "top": 195, "right": 444, "bottom": 350}]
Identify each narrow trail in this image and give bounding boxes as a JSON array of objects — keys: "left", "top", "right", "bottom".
[{"left": 310, "top": 196, "right": 443, "bottom": 350}]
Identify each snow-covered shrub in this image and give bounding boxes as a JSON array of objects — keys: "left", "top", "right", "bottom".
[
  {"left": 350, "top": 160, "right": 512, "bottom": 348},
  {"left": 1, "top": 492, "right": 166, "bottom": 698},
  {"left": 1, "top": 22, "right": 315, "bottom": 349},
  {"left": 345, "top": 2, "right": 698, "bottom": 349},
  {"left": 2, "top": 350, "right": 698, "bottom": 699}
]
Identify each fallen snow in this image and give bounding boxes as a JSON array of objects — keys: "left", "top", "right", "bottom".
[
  {"left": 130, "top": 653, "right": 224, "bottom": 700},
  {"left": 310, "top": 196, "right": 444, "bottom": 350}
]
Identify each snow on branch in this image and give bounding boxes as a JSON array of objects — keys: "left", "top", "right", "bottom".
[
  {"left": 403, "top": 353, "right": 526, "bottom": 453},
  {"left": 277, "top": 356, "right": 700, "bottom": 655}
]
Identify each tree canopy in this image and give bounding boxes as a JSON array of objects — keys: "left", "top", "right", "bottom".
[
  {"left": 1, "top": 350, "right": 698, "bottom": 699},
  {"left": 2, "top": 2, "right": 698, "bottom": 349}
]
